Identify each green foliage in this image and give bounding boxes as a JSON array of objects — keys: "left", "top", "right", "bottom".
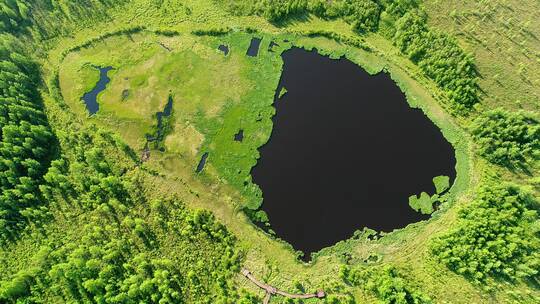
[
  {"left": 366, "top": 266, "right": 432, "bottom": 304},
  {"left": 0, "top": 0, "right": 31, "bottom": 31},
  {"left": 431, "top": 182, "right": 540, "bottom": 282},
  {"left": 433, "top": 175, "right": 450, "bottom": 194},
  {"left": 308, "top": 0, "right": 382, "bottom": 32},
  {"left": 0, "top": 34, "right": 56, "bottom": 243},
  {"left": 218, "top": 0, "right": 383, "bottom": 32},
  {"left": 341, "top": 265, "right": 432, "bottom": 303},
  {"left": 471, "top": 109, "right": 540, "bottom": 168},
  {"left": 218, "top": 0, "right": 307, "bottom": 22},
  {"left": 278, "top": 87, "right": 287, "bottom": 99},
  {"left": 409, "top": 176, "right": 450, "bottom": 214},
  {"left": 0, "top": 0, "right": 127, "bottom": 37},
  {"left": 192, "top": 27, "right": 232, "bottom": 36},
  {"left": 408, "top": 192, "right": 434, "bottom": 214},
  {"left": 1, "top": 127, "right": 252, "bottom": 303},
  {"left": 292, "top": 28, "right": 371, "bottom": 51},
  {"left": 392, "top": 10, "right": 478, "bottom": 110}
]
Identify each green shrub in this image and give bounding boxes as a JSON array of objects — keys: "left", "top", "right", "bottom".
[
  {"left": 471, "top": 109, "right": 540, "bottom": 168},
  {"left": 392, "top": 11, "right": 478, "bottom": 110},
  {"left": 341, "top": 265, "right": 432, "bottom": 303},
  {"left": 431, "top": 183, "right": 539, "bottom": 282}
]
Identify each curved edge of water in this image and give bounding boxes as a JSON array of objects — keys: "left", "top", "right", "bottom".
[
  {"left": 81, "top": 66, "right": 113, "bottom": 115},
  {"left": 248, "top": 39, "right": 474, "bottom": 264}
]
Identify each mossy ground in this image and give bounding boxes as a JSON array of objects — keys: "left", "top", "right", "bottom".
[{"left": 2, "top": 0, "right": 538, "bottom": 303}]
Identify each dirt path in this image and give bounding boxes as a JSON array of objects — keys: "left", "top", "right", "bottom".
[{"left": 241, "top": 268, "right": 325, "bottom": 303}]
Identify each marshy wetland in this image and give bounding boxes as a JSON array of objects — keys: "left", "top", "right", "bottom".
[{"left": 61, "top": 32, "right": 458, "bottom": 258}]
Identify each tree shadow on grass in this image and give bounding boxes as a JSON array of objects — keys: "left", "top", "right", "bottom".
[{"left": 270, "top": 12, "right": 312, "bottom": 28}]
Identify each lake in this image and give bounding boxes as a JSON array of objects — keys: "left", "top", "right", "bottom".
[{"left": 251, "top": 47, "right": 456, "bottom": 258}]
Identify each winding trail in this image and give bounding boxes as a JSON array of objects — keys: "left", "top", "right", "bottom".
[{"left": 241, "top": 268, "right": 325, "bottom": 303}]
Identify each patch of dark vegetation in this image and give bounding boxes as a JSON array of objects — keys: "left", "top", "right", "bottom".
[
  {"left": 268, "top": 41, "right": 279, "bottom": 52},
  {"left": 158, "top": 41, "right": 172, "bottom": 51},
  {"left": 141, "top": 142, "right": 150, "bottom": 162},
  {"left": 154, "top": 29, "right": 181, "bottom": 36},
  {"left": 192, "top": 27, "right": 232, "bottom": 36},
  {"left": 146, "top": 95, "right": 174, "bottom": 150},
  {"left": 121, "top": 89, "right": 129, "bottom": 101}
]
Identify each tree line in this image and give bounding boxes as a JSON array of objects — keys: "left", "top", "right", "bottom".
[
  {"left": 471, "top": 108, "right": 539, "bottom": 169},
  {"left": 0, "top": 0, "right": 126, "bottom": 39},
  {"left": 431, "top": 182, "right": 539, "bottom": 283},
  {"left": 0, "top": 33, "right": 56, "bottom": 244}
]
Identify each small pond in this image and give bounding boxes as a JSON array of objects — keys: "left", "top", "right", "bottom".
[
  {"left": 246, "top": 38, "right": 262, "bottom": 57},
  {"left": 82, "top": 66, "right": 113, "bottom": 114},
  {"left": 196, "top": 152, "right": 209, "bottom": 173},
  {"left": 145, "top": 95, "right": 173, "bottom": 151},
  {"left": 234, "top": 129, "right": 244, "bottom": 142},
  {"left": 218, "top": 44, "right": 229, "bottom": 56},
  {"left": 251, "top": 48, "right": 456, "bottom": 257}
]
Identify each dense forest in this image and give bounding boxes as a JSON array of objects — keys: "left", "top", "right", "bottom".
[
  {"left": 471, "top": 109, "right": 540, "bottom": 169},
  {"left": 0, "top": 0, "right": 123, "bottom": 39},
  {"left": 432, "top": 182, "right": 539, "bottom": 283},
  {"left": 0, "top": 126, "right": 253, "bottom": 302},
  {"left": 0, "top": 0, "right": 539, "bottom": 303},
  {"left": 0, "top": 33, "right": 56, "bottom": 244}
]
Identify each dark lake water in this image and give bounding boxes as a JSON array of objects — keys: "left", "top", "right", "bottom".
[
  {"left": 246, "top": 38, "right": 262, "bottom": 57},
  {"left": 82, "top": 66, "right": 112, "bottom": 114},
  {"left": 251, "top": 48, "right": 456, "bottom": 257}
]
